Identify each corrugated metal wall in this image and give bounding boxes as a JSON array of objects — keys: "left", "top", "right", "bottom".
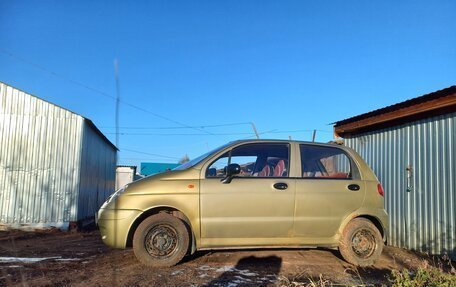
[
  {"left": 344, "top": 112, "right": 456, "bottom": 258},
  {"left": 0, "top": 82, "right": 117, "bottom": 229},
  {"left": 0, "top": 83, "right": 83, "bottom": 228},
  {"left": 78, "top": 122, "right": 116, "bottom": 220}
]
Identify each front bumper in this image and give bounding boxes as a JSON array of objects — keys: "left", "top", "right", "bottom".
[{"left": 97, "top": 208, "right": 142, "bottom": 248}]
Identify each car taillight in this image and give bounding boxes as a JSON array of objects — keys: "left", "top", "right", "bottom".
[{"left": 377, "top": 183, "right": 384, "bottom": 197}]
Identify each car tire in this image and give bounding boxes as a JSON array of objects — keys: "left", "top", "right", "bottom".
[
  {"left": 339, "top": 218, "right": 383, "bottom": 267},
  {"left": 133, "top": 213, "right": 189, "bottom": 267}
]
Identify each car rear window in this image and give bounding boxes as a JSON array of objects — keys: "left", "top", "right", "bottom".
[{"left": 300, "top": 144, "right": 360, "bottom": 179}]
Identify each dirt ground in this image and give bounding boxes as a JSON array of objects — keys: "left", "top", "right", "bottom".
[{"left": 0, "top": 229, "right": 452, "bottom": 287}]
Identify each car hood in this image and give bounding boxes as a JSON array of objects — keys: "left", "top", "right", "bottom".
[{"left": 123, "top": 168, "right": 200, "bottom": 195}]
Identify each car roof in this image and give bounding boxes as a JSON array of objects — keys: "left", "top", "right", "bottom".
[{"left": 229, "top": 139, "right": 341, "bottom": 147}]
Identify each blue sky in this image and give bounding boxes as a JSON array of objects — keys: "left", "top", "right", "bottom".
[{"left": 1, "top": 1, "right": 455, "bottom": 166}]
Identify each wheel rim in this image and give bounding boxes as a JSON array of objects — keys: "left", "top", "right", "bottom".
[
  {"left": 351, "top": 229, "right": 376, "bottom": 259},
  {"left": 144, "top": 224, "right": 178, "bottom": 259}
]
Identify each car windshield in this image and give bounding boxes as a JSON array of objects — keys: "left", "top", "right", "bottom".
[{"left": 173, "top": 142, "right": 233, "bottom": 170}]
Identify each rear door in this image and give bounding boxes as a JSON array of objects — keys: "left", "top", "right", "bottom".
[{"left": 294, "top": 144, "right": 365, "bottom": 238}]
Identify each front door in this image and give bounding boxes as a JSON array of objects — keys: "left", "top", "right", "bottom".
[{"left": 200, "top": 142, "right": 295, "bottom": 247}]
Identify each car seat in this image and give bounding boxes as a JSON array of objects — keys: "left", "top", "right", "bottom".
[
  {"left": 273, "top": 159, "right": 286, "bottom": 177},
  {"left": 258, "top": 164, "right": 273, "bottom": 177}
]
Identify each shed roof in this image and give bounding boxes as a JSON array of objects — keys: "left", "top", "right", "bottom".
[
  {"left": 1, "top": 81, "right": 118, "bottom": 151},
  {"left": 85, "top": 119, "right": 118, "bottom": 151},
  {"left": 334, "top": 86, "right": 456, "bottom": 137}
]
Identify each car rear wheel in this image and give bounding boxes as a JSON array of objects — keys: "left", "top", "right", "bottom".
[
  {"left": 339, "top": 218, "right": 383, "bottom": 267},
  {"left": 133, "top": 213, "right": 189, "bottom": 267}
]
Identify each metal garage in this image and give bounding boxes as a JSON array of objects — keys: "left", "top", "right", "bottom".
[
  {"left": 334, "top": 86, "right": 456, "bottom": 259},
  {"left": 0, "top": 82, "right": 117, "bottom": 230}
]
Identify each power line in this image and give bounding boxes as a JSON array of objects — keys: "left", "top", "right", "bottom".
[
  {"left": 121, "top": 148, "right": 180, "bottom": 160},
  {"left": 106, "top": 129, "right": 331, "bottom": 136},
  {"left": 0, "top": 49, "right": 116, "bottom": 100},
  {"left": 265, "top": 129, "right": 333, "bottom": 134},
  {"left": 118, "top": 157, "right": 178, "bottom": 161},
  {"left": 241, "top": 129, "right": 278, "bottom": 139},
  {"left": 107, "top": 131, "right": 258, "bottom": 136},
  {"left": 266, "top": 129, "right": 313, "bottom": 134},
  {"left": 0, "top": 49, "right": 213, "bottom": 135},
  {"left": 118, "top": 101, "right": 214, "bottom": 135},
  {"left": 1, "top": 50, "right": 334, "bottom": 139},
  {"left": 99, "top": 122, "right": 252, "bottom": 130}
]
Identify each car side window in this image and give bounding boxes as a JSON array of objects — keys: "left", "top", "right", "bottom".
[
  {"left": 206, "top": 152, "right": 229, "bottom": 177},
  {"left": 206, "top": 143, "right": 289, "bottom": 178},
  {"left": 300, "top": 144, "right": 360, "bottom": 179}
]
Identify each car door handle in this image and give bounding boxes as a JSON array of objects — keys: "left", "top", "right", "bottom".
[
  {"left": 273, "top": 182, "right": 288, "bottom": 190},
  {"left": 347, "top": 184, "right": 360, "bottom": 191}
]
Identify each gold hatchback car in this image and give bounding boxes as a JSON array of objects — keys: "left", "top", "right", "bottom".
[{"left": 97, "top": 140, "right": 388, "bottom": 267}]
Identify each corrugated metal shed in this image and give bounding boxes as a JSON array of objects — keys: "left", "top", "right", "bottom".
[
  {"left": 335, "top": 86, "right": 456, "bottom": 127},
  {"left": 0, "top": 82, "right": 117, "bottom": 230},
  {"left": 334, "top": 87, "right": 456, "bottom": 259}
]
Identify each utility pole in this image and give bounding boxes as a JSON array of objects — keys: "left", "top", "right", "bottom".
[
  {"left": 312, "top": 129, "right": 316, "bottom": 142},
  {"left": 250, "top": 122, "right": 260, "bottom": 139},
  {"left": 114, "top": 59, "right": 120, "bottom": 150}
]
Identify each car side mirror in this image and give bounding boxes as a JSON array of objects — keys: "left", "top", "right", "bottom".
[
  {"left": 207, "top": 168, "right": 217, "bottom": 177},
  {"left": 221, "top": 163, "right": 241, "bottom": 184}
]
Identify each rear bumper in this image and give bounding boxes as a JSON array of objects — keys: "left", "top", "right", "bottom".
[
  {"left": 378, "top": 209, "right": 389, "bottom": 243},
  {"left": 97, "top": 208, "right": 142, "bottom": 248}
]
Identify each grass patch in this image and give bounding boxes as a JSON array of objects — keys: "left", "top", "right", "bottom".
[
  {"left": 389, "top": 260, "right": 455, "bottom": 287},
  {"left": 277, "top": 258, "right": 456, "bottom": 287}
]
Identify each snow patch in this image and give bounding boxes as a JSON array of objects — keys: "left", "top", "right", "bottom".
[
  {"left": 238, "top": 269, "right": 257, "bottom": 277},
  {"left": 171, "top": 269, "right": 184, "bottom": 276},
  {"left": 55, "top": 258, "right": 80, "bottom": 262},
  {"left": 215, "top": 266, "right": 237, "bottom": 272},
  {"left": 234, "top": 275, "right": 251, "bottom": 282},
  {"left": 0, "top": 256, "right": 61, "bottom": 263},
  {"left": 194, "top": 264, "right": 276, "bottom": 285},
  {"left": 197, "top": 265, "right": 211, "bottom": 271}
]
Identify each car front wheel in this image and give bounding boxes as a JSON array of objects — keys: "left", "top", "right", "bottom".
[
  {"left": 339, "top": 218, "right": 383, "bottom": 267},
  {"left": 133, "top": 213, "right": 189, "bottom": 267}
]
